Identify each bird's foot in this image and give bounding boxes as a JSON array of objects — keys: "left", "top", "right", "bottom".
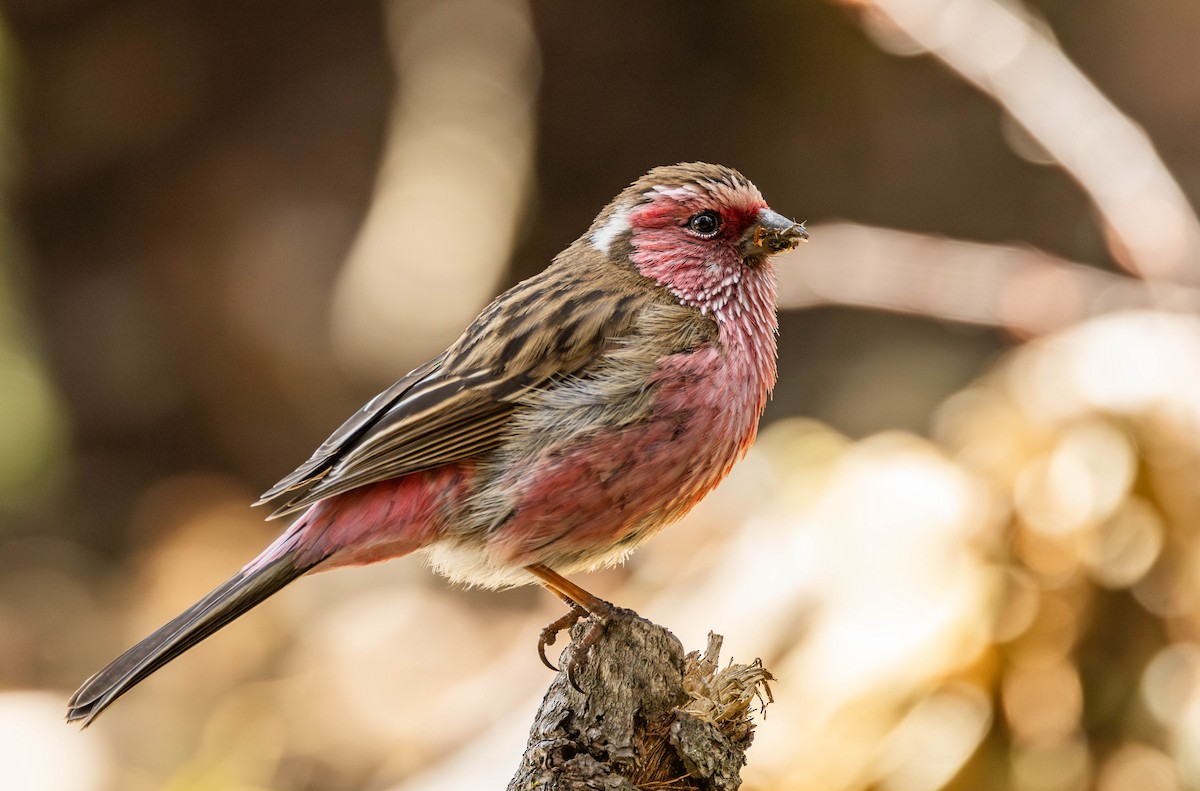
[
  {"left": 536, "top": 599, "right": 616, "bottom": 692},
  {"left": 525, "top": 563, "right": 616, "bottom": 690},
  {"left": 537, "top": 602, "right": 589, "bottom": 672}
]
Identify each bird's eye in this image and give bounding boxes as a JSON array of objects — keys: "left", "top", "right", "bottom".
[{"left": 687, "top": 211, "right": 722, "bottom": 236}]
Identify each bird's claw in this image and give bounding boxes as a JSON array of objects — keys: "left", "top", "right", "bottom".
[
  {"left": 527, "top": 561, "right": 619, "bottom": 691},
  {"left": 537, "top": 602, "right": 589, "bottom": 672},
  {"left": 536, "top": 600, "right": 616, "bottom": 692}
]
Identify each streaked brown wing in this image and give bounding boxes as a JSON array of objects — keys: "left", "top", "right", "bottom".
[
  {"left": 256, "top": 248, "right": 654, "bottom": 519},
  {"left": 264, "top": 371, "right": 533, "bottom": 518}
]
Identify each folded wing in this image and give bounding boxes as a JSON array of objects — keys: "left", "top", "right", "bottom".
[{"left": 256, "top": 256, "right": 654, "bottom": 518}]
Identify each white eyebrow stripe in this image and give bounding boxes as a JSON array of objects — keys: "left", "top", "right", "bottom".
[
  {"left": 590, "top": 204, "right": 632, "bottom": 256},
  {"left": 646, "top": 184, "right": 701, "bottom": 200}
]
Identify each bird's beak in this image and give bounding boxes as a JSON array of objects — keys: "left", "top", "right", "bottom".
[{"left": 741, "top": 208, "right": 809, "bottom": 257}]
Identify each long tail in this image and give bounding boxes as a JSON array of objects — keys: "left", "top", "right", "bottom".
[{"left": 66, "top": 551, "right": 315, "bottom": 727}]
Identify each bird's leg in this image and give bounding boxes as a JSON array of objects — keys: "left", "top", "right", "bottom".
[
  {"left": 527, "top": 563, "right": 610, "bottom": 612},
  {"left": 527, "top": 563, "right": 615, "bottom": 692}
]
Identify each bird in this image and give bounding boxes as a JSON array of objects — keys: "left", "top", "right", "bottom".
[{"left": 66, "top": 162, "right": 807, "bottom": 726}]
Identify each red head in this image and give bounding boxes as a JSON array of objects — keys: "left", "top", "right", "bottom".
[{"left": 588, "top": 162, "right": 806, "bottom": 323}]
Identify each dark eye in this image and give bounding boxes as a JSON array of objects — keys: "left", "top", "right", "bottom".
[{"left": 687, "top": 210, "right": 722, "bottom": 236}]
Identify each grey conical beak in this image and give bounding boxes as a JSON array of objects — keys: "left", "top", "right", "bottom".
[{"left": 742, "top": 208, "right": 809, "bottom": 256}]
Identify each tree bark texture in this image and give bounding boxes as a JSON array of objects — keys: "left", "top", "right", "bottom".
[{"left": 508, "top": 608, "right": 773, "bottom": 791}]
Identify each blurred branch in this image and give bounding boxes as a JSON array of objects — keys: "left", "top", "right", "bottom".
[
  {"left": 778, "top": 222, "right": 1200, "bottom": 338},
  {"left": 836, "top": 0, "right": 1200, "bottom": 285},
  {"left": 333, "top": 0, "right": 539, "bottom": 375},
  {"left": 508, "top": 611, "right": 772, "bottom": 791}
]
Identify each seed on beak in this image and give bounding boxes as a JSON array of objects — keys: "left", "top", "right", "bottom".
[{"left": 744, "top": 209, "right": 809, "bottom": 256}]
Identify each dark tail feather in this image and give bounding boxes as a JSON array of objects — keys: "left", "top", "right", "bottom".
[{"left": 66, "top": 553, "right": 313, "bottom": 727}]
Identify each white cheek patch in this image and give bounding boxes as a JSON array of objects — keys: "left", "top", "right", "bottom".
[{"left": 590, "top": 204, "right": 632, "bottom": 256}]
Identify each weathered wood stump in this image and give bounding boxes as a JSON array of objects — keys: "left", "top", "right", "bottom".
[{"left": 508, "top": 607, "right": 774, "bottom": 791}]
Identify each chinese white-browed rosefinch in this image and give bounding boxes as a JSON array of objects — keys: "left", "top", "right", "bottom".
[{"left": 67, "top": 162, "right": 807, "bottom": 725}]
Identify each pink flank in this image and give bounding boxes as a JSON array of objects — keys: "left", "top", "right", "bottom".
[{"left": 245, "top": 463, "right": 475, "bottom": 573}]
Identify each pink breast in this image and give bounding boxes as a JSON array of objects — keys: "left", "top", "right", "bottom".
[{"left": 487, "top": 344, "right": 766, "bottom": 567}]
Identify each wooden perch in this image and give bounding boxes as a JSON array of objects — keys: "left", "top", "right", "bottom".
[{"left": 508, "top": 608, "right": 774, "bottom": 791}]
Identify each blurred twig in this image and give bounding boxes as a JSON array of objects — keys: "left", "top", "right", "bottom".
[
  {"left": 777, "top": 222, "right": 1200, "bottom": 338},
  {"left": 835, "top": 0, "right": 1200, "bottom": 284}
]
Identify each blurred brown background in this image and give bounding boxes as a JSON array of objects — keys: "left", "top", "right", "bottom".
[{"left": 2, "top": 1, "right": 1200, "bottom": 790}]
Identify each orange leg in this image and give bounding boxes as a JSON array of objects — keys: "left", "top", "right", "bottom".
[{"left": 526, "top": 563, "right": 610, "bottom": 613}]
